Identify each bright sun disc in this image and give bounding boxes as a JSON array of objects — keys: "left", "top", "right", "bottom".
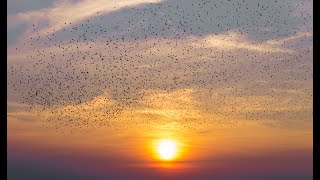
[{"left": 157, "top": 139, "right": 177, "bottom": 160}]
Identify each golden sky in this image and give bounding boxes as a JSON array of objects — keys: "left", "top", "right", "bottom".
[{"left": 8, "top": 0, "right": 312, "bottom": 179}]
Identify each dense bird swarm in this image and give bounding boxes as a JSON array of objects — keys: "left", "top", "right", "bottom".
[{"left": 9, "top": 0, "right": 312, "bottom": 132}]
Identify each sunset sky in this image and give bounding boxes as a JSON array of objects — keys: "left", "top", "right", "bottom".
[{"left": 7, "top": 0, "right": 312, "bottom": 179}]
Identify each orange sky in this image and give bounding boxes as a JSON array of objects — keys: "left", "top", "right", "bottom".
[{"left": 8, "top": 0, "right": 312, "bottom": 179}]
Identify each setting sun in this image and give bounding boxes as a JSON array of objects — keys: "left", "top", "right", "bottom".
[
  {"left": 7, "top": 0, "right": 313, "bottom": 179},
  {"left": 157, "top": 139, "right": 177, "bottom": 160}
]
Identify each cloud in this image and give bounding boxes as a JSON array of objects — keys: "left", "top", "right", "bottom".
[
  {"left": 8, "top": 0, "right": 162, "bottom": 39},
  {"left": 136, "top": 88, "right": 202, "bottom": 119},
  {"left": 190, "top": 30, "right": 295, "bottom": 53},
  {"left": 8, "top": 0, "right": 313, "bottom": 48},
  {"left": 266, "top": 32, "right": 312, "bottom": 45},
  {"left": 7, "top": 0, "right": 312, "bottom": 131}
]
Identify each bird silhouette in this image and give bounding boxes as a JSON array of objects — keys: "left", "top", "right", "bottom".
[{"left": 9, "top": 0, "right": 312, "bottom": 133}]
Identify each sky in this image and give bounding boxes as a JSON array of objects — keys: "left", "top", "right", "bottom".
[{"left": 7, "top": 0, "right": 313, "bottom": 179}]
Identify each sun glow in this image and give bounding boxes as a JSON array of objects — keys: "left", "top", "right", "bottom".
[{"left": 157, "top": 139, "right": 177, "bottom": 160}]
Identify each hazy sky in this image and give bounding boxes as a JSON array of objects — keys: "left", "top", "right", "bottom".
[{"left": 8, "top": 0, "right": 312, "bottom": 179}]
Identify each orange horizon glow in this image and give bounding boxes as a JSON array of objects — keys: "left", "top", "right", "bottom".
[{"left": 7, "top": 1, "right": 313, "bottom": 178}]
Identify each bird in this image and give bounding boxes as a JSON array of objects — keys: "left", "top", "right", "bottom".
[{"left": 8, "top": 0, "right": 312, "bottom": 133}]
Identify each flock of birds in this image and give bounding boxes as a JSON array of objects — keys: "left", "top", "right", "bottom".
[{"left": 9, "top": 0, "right": 312, "bottom": 132}]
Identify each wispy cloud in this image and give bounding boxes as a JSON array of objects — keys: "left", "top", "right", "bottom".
[
  {"left": 8, "top": 0, "right": 162, "bottom": 41},
  {"left": 191, "top": 30, "right": 295, "bottom": 53}
]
